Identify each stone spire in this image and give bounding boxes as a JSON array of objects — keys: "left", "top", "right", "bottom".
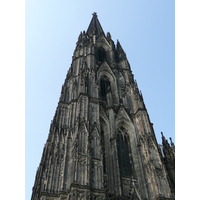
[
  {"left": 86, "top": 12, "right": 105, "bottom": 37},
  {"left": 31, "top": 13, "right": 175, "bottom": 200}
]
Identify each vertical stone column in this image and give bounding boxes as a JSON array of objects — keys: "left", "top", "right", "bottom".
[{"left": 110, "top": 137, "right": 122, "bottom": 196}]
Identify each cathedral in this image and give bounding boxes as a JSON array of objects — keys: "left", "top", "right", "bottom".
[{"left": 31, "top": 13, "right": 175, "bottom": 200}]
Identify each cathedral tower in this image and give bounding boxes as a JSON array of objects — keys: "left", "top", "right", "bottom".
[{"left": 31, "top": 13, "right": 175, "bottom": 200}]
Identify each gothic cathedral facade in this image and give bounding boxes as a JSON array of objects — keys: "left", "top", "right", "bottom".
[{"left": 31, "top": 13, "right": 175, "bottom": 200}]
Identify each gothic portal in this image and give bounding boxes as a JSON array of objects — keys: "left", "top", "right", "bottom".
[{"left": 31, "top": 13, "right": 175, "bottom": 200}]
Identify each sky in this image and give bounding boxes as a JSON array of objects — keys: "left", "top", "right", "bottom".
[{"left": 25, "top": 1, "right": 174, "bottom": 200}]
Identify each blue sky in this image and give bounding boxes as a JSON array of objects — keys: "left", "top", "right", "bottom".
[{"left": 25, "top": 1, "right": 174, "bottom": 199}]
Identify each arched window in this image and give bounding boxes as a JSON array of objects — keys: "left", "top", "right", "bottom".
[
  {"left": 117, "top": 127, "right": 133, "bottom": 177},
  {"left": 100, "top": 76, "right": 110, "bottom": 101},
  {"left": 98, "top": 48, "right": 106, "bottom": 62}
]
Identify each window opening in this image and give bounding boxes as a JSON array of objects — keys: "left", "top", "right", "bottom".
[
  {"left": 117, "top": 127, "right": 133, "bottom": 177},
  {"left": 98, "top": 48, "right": 106, "bottom": 62},
  {"left": 100, "top": 76, "right": 110, "bottom": 101}
]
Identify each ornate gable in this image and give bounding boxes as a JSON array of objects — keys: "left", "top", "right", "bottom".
[
  {"left": 91, "top": 125, "right": 100, "bottom": 139},
  {"left": 97, "top": 61, "right": 115, "bottom": 82},
  {"left": 78, "top": 122, "right": 88, "bottom": 135},
  {"left": 96, "top": 35, "right": 111, "bottom": 50},
  {"left": 115, "top": 106, "right": 131, "bottom": 124}
]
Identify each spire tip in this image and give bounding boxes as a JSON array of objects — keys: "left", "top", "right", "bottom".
[
  {"left": 161, "top": 132, "right": 164, "bottom": 137},
  {"left": 92, "top": 12, "right": 97, "bottom": 17}
]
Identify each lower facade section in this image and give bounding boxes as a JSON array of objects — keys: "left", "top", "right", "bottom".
[
  {"left": 39, "top": 184, "right": 106, "bottom": 200},
  {"left": 37, "top": 183, "right": 175, "bottom": 200}
]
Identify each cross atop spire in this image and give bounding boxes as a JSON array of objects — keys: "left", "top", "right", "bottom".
[{"left": 86, "top": 12, "right": 105, "bottom": 37}]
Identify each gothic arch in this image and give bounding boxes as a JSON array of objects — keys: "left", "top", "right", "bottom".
[
  {"left": 116, "top": 125, "right": 133, "bottom": 177},
  {"left": 115, "top": 107, "right": 134, "bottom": 131},
  {"left": 97, "top": 61, "right": 115, "bottom": 82},
  {"left": 115, "top": 109, "right": 137, "bottom": 151},
  {"left": 96, "top": 35, "right": 111, "bottom": 51},
  {"left": 97, "top": 62, "right": 119, "bottom": 105},
  {"left": 115, "top": 107, "right": 139, "bottom": 176}
]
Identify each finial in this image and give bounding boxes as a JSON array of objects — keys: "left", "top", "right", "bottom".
[
  {"left": 170, "top": 137, "right": 175, "bottom": 146},
  {"left": 107, "top": 32, "right": 111, "bottom": 40},
  {"left": 161, "top": 132, "right": 164, "bottom": 137},
  {"left": 92, "top": 12, "right": 97, "bottom": 17}
]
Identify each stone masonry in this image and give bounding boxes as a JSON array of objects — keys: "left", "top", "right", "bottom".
[{"left": 31, "top": 13, "right": 175, "bottom": 200}]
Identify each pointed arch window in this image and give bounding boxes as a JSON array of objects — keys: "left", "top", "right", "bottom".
[
  {"left": 98, "top": 48, "right": 106, "bottom": 62},
  {"left": 100, "top": 76, "right": 110, "bottom": 101},
  {"left": 117, "top": 127, "right": 133, "bottom": 177}
]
